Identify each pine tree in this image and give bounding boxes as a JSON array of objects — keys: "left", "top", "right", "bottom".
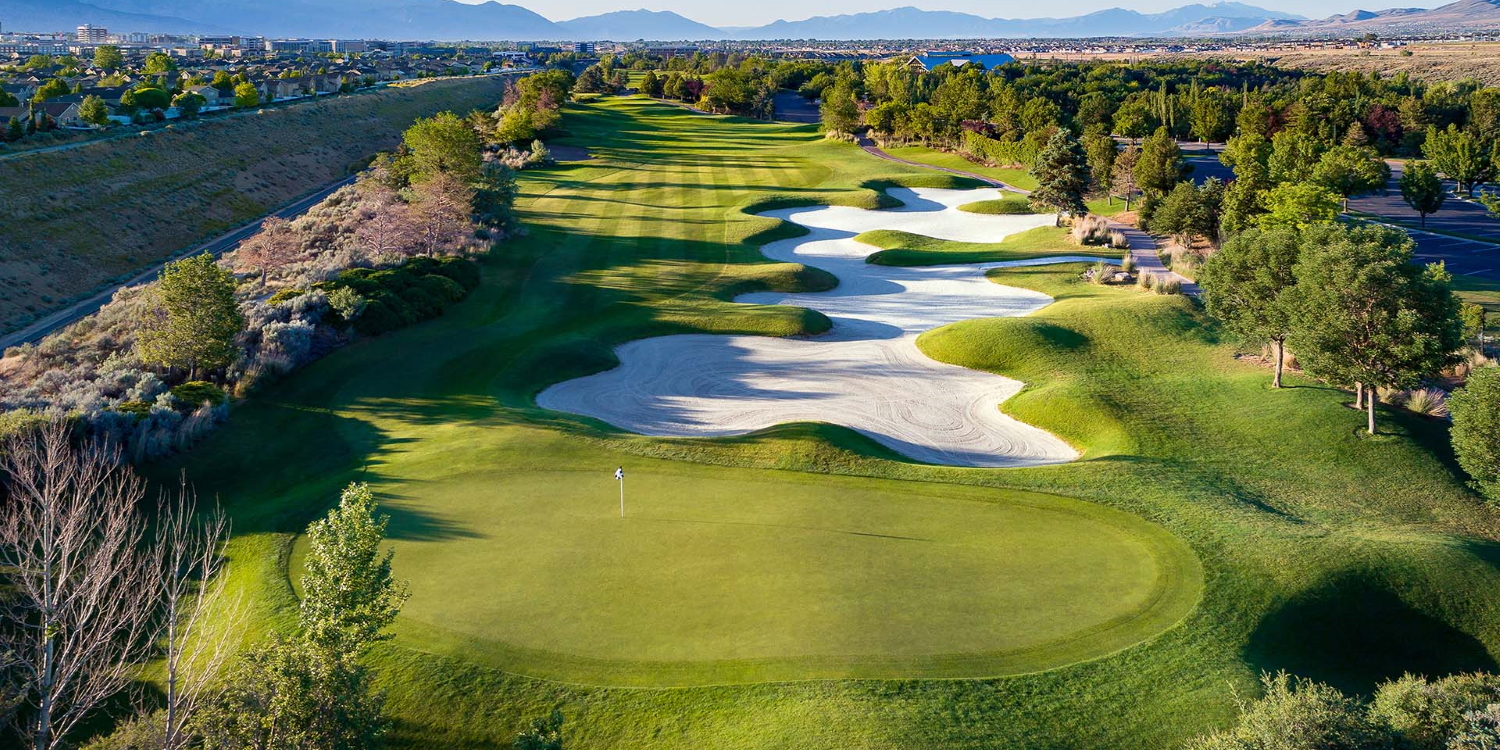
[
  {"left": 1029, "top": 128, "right": 1091, "bottom": 223},
  {"left": 135, "top": 253, "right": 244, "bottom": 381}
]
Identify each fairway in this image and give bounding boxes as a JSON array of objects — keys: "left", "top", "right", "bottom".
[
  {"left": 366, "top": 469, "right": 1199, "bottom": 685},
  {"left": 161, "top": 96, "right": 1500, "bottom": 750}
]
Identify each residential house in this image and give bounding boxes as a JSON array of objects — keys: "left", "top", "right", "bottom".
[{"left": 185, "top": 84, "right": 222, "bottom": 107}]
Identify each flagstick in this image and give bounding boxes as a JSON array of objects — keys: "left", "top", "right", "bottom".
[{"left": 619, "top": 475, "right": 625, "bottom": 518}]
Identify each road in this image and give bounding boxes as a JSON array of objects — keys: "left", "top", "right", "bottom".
[
  {"left": 1183, "top": 153, "right": 1500, "bottom": 282},
  {"left": 0, "top": 174, "right": 357, "bottom": 351},
  {"left": 773, "top": 91, "right": 820, "bottom": 124}
]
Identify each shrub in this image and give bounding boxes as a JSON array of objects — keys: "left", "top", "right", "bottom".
[
  {"left": 267, "top": 288, "right": 305, "bottom": 304},
  {"left": 1449, "top": 367, "right": 1500, "bottom": 502},
  {"left": 1156, "top": 277, "right": 1182, "bottom": 295},
  {"left": 1138, "top": 271, "right": 1156, "bottom": 291},
  {"left": 169, "top": 381, "right": 227, "bottom": 409},
  {"left": 958, "top": 131, "right": 1040, "bottom": 168},
  {"left": 112, "top": 400, "right": 153, "bottom": 419},
  {"left": 353, "top": 298, "right": 405, "bottom": 336},
  {"left": 1109, "top": 230, "right": 1130, "bottom": 249},
  {"left": 1070, "top": 214, "right": 1113, "bottom": 245},
  {"left": 1089, "top": 261, "right": 1111, "bottom": 285},
  {"left": 1188, "top": 673, "right": 1394, "bottom": 750},
  {"left": 1372, "top": 672, "right": 1500, "bottom": 750},
  {"left": 1120, "top": 252, "right": 1136, "bottom": 274}
]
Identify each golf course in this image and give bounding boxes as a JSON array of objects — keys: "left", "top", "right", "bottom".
[{"left": 159, "top": 97, "right": 1500, "bottom": 749}]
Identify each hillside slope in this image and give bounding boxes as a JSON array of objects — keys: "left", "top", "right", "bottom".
[{"left": 0, "top": 76, "right": 511, "bottom": 335}]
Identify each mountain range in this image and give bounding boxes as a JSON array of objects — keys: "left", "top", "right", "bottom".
[{"left": 0, "top": 0, "right": 1493, "bottom": 40}]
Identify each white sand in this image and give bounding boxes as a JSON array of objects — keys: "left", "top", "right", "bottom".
[{"left": 538, "top": 187, "right": 1093, "bottom": 468}]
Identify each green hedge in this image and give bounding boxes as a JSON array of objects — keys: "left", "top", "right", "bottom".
[
  {"left": 170, "top": 381, "right": 227, "bottom": 409},
  {"left": 958, "top": 132, "right": 1040, "bottom": 169},
  {"left": 322, "top": 256, "right": 480, "bottom": 336}
]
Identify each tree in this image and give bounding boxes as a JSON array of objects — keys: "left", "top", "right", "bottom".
[
  {"left": 1199, "top": 226, "right": 1301, "bottom": 387},
  {"left": 92, "top": 45, "right": 123, "bottom": 71},
  {"left": 1450, "top": 367, "right": 1500, "bottom": 503},
  {"left": 232, "top": 82, "right": 259, "bottom": 108},
  {"left": 400, "top": 111, "right": 483, "bottom": 184},
  {"left": 136, "top": 253, "right": 245, "bottom": 381},
  {"left": 1110, "top": 143, "right": 1142, "bottom": 210},
  {"left": 210, "top": 70, "right": 234, "bottom": 94},
  {"left": 1221, "top": 159, "right": 1271, "bottom": 236},
  {"left": 573, "top": 64, "right": 608, "bottom": 94},
  {"left": 144, "top": 51, "right": 176, "bottom": 75},
  {"left": 125, "top": 87, "right": 170, "bottom": 113},
  {"left": 1399, "top": 160, "right": 1446, "bottom": 228},
  {"left": 5, "top": 117, "right": 23, "bottom": 143},
  {"left": 1256, "top": 183, "right": 1341, "bottom": 230},
  {"left": 1151, "top": 177, "right": 1225, "bottom": 246},
  {"left": 1134, "top": 127, "right": 1188, "bottom": 202},
  {"left": 32, "top": 78, "right": 69, "bottom": 102},
  {"left": 639, "top": 70, "right": 663, "bottom": 98},
  {"left": 1029, "top": 128, "right": 1091, "bottom": 223},
  {"left": 1268, "top": 130, "right": 1324, "bottom": 185},
  {"left": 77, "top": 95, "right": 109, "bottom": 127},
  {"left": 195, "top": 635, "right": 387, "bottom": 750},
  {"left": 299, "top": 483, "right": 408, "bottom": 655},
  {"left": 1287, "top": 224, "right": 1464, "bottom": 434},
  {"left": 1423, "top": 124, "right": 1494, "bottom": 197},
  {"left": 1187, "top": 672, "right": 1394, "bottom": 750},
  {"left": 1082, "top": 128, "right": 1117, "bottom": 199},
  {"left": 1189, "top": 87, "right": 1234, "bottom": 144},
  {"left": 409, "top": 173, "right": 476, "bottom": 256},
  {"left": 1312, "top": 145, "right": 1390, "bottom": 210},
  {"left": 820, "top": 78, "right": 860, "bottom": 136},
  {"left": 0, "top": 425, "right": 161, "bottom": 750},
  {"left": 235, "top": 216, "right": 302, "bottom": 282},
  {"left": 172, "top": 91, "right": 206, "bottom": 118},
  {"left": 153, "top": 488, "right": 240, "bottom": 750},
  {"left": 1220, "top": 132, "right": 1270, "bottom": 179}
]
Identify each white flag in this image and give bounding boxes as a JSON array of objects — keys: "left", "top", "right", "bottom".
[{"left": 614, "top": 467, "right": 624, "bottom": 481}]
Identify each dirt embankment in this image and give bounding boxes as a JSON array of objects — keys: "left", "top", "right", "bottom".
[{"left": 0, "top": 75, "right": 511, "bottom": 333}]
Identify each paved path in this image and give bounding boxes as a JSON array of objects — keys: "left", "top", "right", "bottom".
[
  {"left": 0, "top": 174, "right": 357, "bottom": 351},
  {"left": 858, "top": 137, "right": 1198, "bottom": 292}
]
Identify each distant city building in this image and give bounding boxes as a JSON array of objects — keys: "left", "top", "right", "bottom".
[
  {"left": 77, "top": 24, "right": 108, "bottom": 44},
  {"left": 573, "top": 42, "right": 596, "bottom": 54},
  {"left": 645, "top": 45, "right": 698, "bottom": 58},
  {"left": 907, "top": 51, "right": 1015, "bottom": 71},
  {"left": 330, "top": 39, "right": 367, "bottom": 53}
]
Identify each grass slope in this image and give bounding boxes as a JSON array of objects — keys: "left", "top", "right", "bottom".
[
  {"left": 0, "top": 76, "right": 513, "bottom": 333},
  {"left": 957, "top": 196, "right": 1039, "bottom": 214},
  {"left": 153, "top": 97, "right": 1500, "bottom": 750},
  {"left": 883, "top": 145, "right": 1125, "bottom": 216},
  {"left": 860, "top": 226, "right": 1118, "bottom": 266}
]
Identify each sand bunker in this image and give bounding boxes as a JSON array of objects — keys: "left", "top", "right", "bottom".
[{"left": 538, "top": 187, "right": 1093, "bottom": 468}]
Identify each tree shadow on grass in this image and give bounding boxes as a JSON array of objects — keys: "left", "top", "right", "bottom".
[{"left": 1245, "top": 573, "right": 1497, "bottom": 695}]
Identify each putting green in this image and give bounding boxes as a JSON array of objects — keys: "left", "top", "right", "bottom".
[{"left": 330, "top": 469, "right": 1201, "bottom": 686}]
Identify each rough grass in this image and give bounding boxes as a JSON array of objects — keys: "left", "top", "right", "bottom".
[
  {"left": 146, "top": 98, "right": 1500, "bottom": 750},
  {"left": 0, "top": 75, "right": 513, "bottom": 333},
  {"left": 861, "top": 226, "right": 1117, "bottom": 266}
]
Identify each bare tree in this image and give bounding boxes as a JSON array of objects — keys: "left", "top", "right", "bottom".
[
  {"left": 353, "top": 184, "right": 418, "bottom": 261},
  {"left": 234, "top": 217, "right": 301, "bottom": 285},
  {"left": 0, "top": 424, "right": 160, "bottom": 750},
  {"left": 409, "top": 173, "right": 475, "bottom": 257},
  {"left": 153, "top": 480, "right": 240, "bottom": 750}
]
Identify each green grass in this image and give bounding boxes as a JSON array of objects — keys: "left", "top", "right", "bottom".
[
  {"left": 287, "top": 468, "right": 1198, "bottom": 686},
  {"left": 147, "top": 98, "right": 1500, "bottom": 750},
  {"left": 860, "top": 226, "right": 1118, "bottom": 266},
  {"left": 957, "top": 196, "right": 1039, "bottom": 214}
]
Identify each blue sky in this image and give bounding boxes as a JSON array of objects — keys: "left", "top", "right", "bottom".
[{"left": 491, "top": 0, "right": 1448, "bottom": 26}]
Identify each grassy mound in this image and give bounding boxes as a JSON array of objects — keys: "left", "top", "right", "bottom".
[
  {"left": 152, "top": 98, "right": 1500, "bottom": 750},
  {"left": 860, "top": 226, "right": 1116, "bottom": 266},
  {"left": 958, "top": 196, "right": 1039, "bottom": 215}
]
